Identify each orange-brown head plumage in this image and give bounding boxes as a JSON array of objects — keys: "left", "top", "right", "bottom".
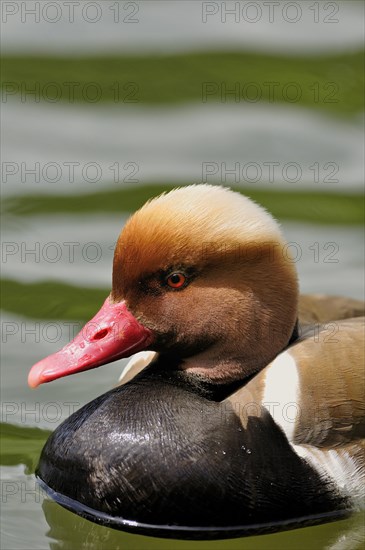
[
  {"left": 111, "top": 185, "right": 298, "bottom": 383},
  {"left": 113, "top": 185, "right": 286, "bottom": 295}
]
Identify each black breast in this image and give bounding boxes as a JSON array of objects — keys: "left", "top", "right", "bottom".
[{"left": 37, "top": 365, "right": 347, "bottom": 535}]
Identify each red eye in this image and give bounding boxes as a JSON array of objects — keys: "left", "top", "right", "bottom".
[{"left": 166, "top": 272, "right": 186, "bottom": 289}]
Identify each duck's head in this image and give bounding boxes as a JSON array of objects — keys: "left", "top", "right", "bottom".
[{"left": 28, "top": 185, "right": 298, "bottom": 388}]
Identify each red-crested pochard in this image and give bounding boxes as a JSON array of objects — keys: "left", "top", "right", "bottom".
[{"left": 29, "top": 185, "right": 364, "bottom": 538}]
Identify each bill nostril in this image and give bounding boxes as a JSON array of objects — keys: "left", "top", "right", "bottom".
[{"left": 92, "top": 328, "right": 109, "bottom": 341}]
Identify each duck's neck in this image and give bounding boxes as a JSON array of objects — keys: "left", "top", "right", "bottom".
[
  {"left": 147, "top": 319, "right": 299, "bottom": 402},
  {"left": 179, "top": 318, "right": 299, "bottom": 388},
  {"left": 139, "top": 354, "right": 248, "bottom": 401}
]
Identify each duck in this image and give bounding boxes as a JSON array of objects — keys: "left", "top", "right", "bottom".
[{"left": 28, "top": 185, "right": 364, "bottom": 539}]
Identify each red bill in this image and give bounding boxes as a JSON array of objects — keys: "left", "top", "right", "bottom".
[{"left": 28, "top": 297, "right": 153, "bottom": 388}]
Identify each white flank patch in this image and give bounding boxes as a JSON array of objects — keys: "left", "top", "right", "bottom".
[
  {"left": 262, "top": 351, "right": 364, "bottom": 508},
  {"left": 294, "top": 445, "right": 365, "bottom": 509},
  {"left": 262, "top": 350, "right": 300, "bottom": 442}
]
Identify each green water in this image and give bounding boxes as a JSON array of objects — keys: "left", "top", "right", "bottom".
[
  {"left": 2, "top": 50, "right": 363, "bottom": 114},
  {"left": 1, "top": 2, "right": 364, "bottom": 547}
]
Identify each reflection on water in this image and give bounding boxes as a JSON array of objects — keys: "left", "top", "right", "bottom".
[
  {"left": 41, "top": 499, "right": 365, "bottom": 550},
  {"left": 1, "top": 2, "right": 364, "bottom": 548}
]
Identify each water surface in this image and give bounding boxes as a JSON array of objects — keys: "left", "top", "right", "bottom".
[{"left": 1, "top": 2, "right": 364, "bottom": 547}]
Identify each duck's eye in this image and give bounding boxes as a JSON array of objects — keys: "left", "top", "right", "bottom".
[{"left": 166, "top": 272, "right": 187, "bottom": 289}]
